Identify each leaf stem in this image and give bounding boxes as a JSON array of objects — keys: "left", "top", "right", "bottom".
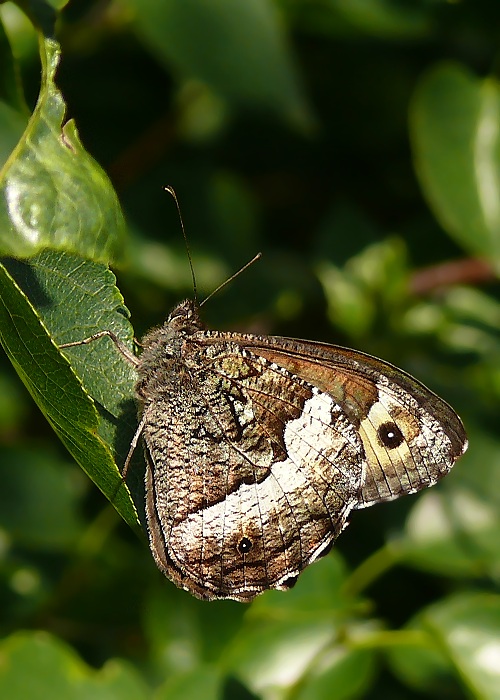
[{"left": 343, "top": 542, "right": 401, "bottom": 597}]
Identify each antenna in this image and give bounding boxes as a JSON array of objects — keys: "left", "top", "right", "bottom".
[
  {"left": 164, "top": 185, "right": 198, "bottom": 303},
  {"left": 200, "top": 252, "right": 262, "bottom": 308},
  {"left": 164, "top": 185, "right": 261, "bottom": 307}
]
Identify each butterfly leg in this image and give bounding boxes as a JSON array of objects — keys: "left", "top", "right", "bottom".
[
  {"left": 60, "top": 330, "right": 139, "bottom": 368},
  {"left": 121, "top": 413, "right": 148, "bottom": 480}
]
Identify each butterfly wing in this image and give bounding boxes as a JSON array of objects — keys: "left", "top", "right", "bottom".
[
  {"left": 139, "top": 299, "right": 466, "bottom": 602},
  {"left": 231, "top": 334, "right": 467, "bottom": 508},
  {"left": 141, "top": 339, "right": 366, "bottom": 601}
]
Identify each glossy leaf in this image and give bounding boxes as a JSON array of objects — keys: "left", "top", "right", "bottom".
[{"left": 0, "top": 36, "right": 126, "bottom": 263}]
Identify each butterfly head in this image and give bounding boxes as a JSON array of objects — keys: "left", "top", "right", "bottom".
[
  {"left": 137, "top": 299, "right": 204, "bottom": 370},
  {"left": 166, "top": 299, "right": 205, "bottom": 335}
]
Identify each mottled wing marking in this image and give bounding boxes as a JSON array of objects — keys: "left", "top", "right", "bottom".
[
  {"left": 142, "top": 344, "right": 364, "bottom": 601},
  {"left": 136, "top": 302, "right": 466, "bottom": 602},
  {"left": 358, "top": 376, "right": 453, "bottom": 506},
  {"left": 220, "top": 335, "right": 467, "bottom": 507}
]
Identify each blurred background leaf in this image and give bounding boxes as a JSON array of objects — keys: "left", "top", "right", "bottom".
[
  {"left": 0, "top": 631, "right": 149, "bottom": 699},
  {"left": 0, "top": 0, "right": 499, "bottom": 698},
  {"left": 411, "top": 63, "right": 500, "bottom": 267},
  {"left": 129, "top": 0, "right": 312, "bottom": 131}
]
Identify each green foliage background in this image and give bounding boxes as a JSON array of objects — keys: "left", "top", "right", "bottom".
[{"left": 1, "top": 1, "right": 500, "bottom": 698}]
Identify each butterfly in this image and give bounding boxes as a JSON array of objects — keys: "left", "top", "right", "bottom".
[{"left": 63, "top": 294, "right": 467, "bottom": 602}]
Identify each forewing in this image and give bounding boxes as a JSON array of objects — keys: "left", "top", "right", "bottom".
[{"left": 232, "top": 334, "right": 467, "bottom": 509}]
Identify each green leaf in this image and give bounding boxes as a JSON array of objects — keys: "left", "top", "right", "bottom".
[
  {"left": 332, "top": 0, "right": 430, "bottom": 38},
  {"left": 0, "top": 447, "right": 83, "bottom": 550},
  {"left": 411, "top": 63, "right": 500, "bottom": 266},
  {"left": 400, "top": 487, "right": 498, "bottom": 578},
  {"left": 425, "top": 592, "right": 500, "bottom": 700},
  {"left": 130, "top": 0, "right": 312, "bottom": 130},
  {"left": 13, "top": 0, "right": 57, "bottom": 37},
  {"left": 316, "top": 238, "right": 409, "bottom": 340},
  {"left": 0, "top": 631, "right": 149, "bottom": 700},
  {"left": 398, "top": 425, "right": 500, "bottom": 580},
  {"left": 143, "top": 581, "right": 246, "bottom": 674},
  {"left": 0, "top": 14, "right": 30, "bottom": 166},
  {"left": 0, "top": 251, "right": 140, "bottom": 533},
  {"left": 224, "top": 555, "right": 375, "bottom": 700},
  {"left": 247, "top": 550, "right": 350, "bottom": 615},
  {"left": 0, "top": 15, "right": 29, "bottom": 113},
  {"left": 295, "top": 647, "right": 375, "bottom": 700},
  {"left": 387, "top": 626, "right": 455, "bottom": 695},
  {"left": 0, "top": 36, "right": 126, "bottom": 263},
  {"left": 390, "top": 593, "right": 500, "bottom": 700},
  {"left": 226, "top": 615, "right": 337, "bottom": 699},
  {"left": 156, "top": 665, "right": 222, "bottom": 700}
]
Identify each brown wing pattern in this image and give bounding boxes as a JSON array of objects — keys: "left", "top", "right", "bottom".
[
  {"left": 232, "top": 334, "right": 467, "bottom": 508},
  {"left": 142, "top": 341, "right": 364, "bottom": 601},
  {"left": 137, "top": 299, "right": 466, "bottom": 602}
]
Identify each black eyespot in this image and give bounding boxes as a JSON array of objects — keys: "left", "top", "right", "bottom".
[
  {"left": 238, "top": 537, "right": 252, "bottom": 555},
  {"left": 377, "top": 422, "right": 404, "bottom": 449}
]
